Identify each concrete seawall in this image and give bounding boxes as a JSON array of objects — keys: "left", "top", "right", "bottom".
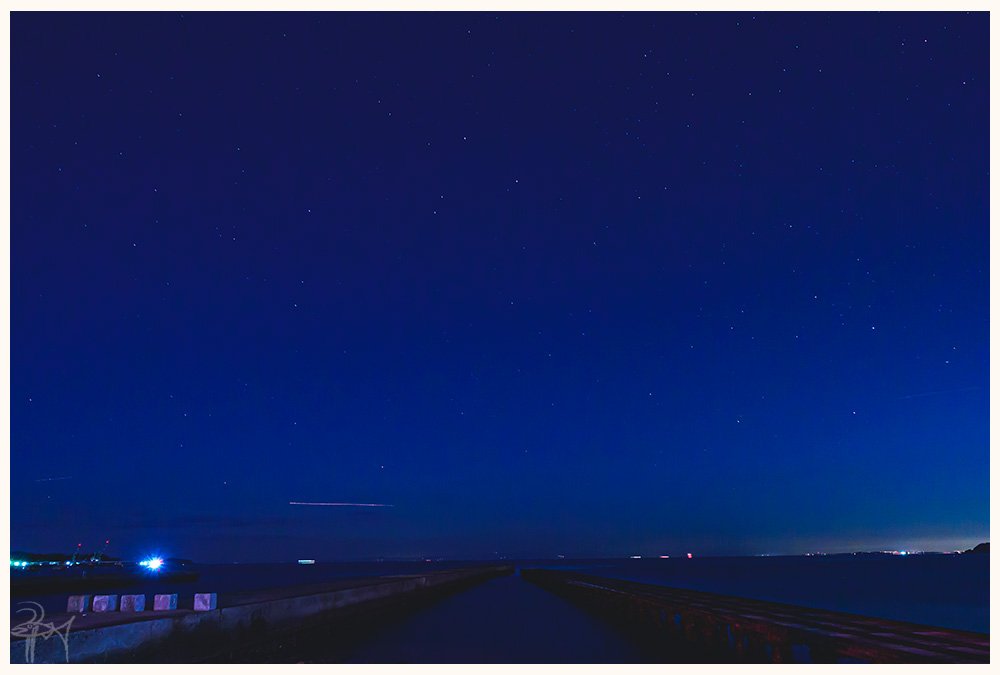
[
  {"left": 521, "top": 569, "right": 989, "bottom": 663},
  {"left": 11, "top": 566, "right": 513, "bottom": 663}
]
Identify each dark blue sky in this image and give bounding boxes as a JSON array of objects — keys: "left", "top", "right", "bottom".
[{"left": 12, "top": 12, "right": 988, "bottom": 562}]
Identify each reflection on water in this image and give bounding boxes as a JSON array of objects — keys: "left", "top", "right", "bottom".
[{"left": 338, "top": 573, "right": 645, "bottom": 663}]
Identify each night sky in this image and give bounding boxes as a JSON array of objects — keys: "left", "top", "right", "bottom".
[{"left": 12, "top": 12, "right": 988, "bottom": 562}]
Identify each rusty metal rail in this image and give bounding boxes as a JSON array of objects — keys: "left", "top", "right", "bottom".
[{"left": 521, "top": 568, "right": 989, "bottom": 663}]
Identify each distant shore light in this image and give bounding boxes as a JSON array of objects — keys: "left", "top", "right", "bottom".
[{"left": 140, "top": 557, "right": 164, "bottom": 570}]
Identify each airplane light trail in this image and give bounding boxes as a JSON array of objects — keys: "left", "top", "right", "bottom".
[{"left": 289, "top": 502, "right": 394, "bottom": 507}]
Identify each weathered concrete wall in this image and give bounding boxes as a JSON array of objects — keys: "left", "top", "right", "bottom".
[{"left": 12, "top": 566, "right": 512, "bottom": 663}]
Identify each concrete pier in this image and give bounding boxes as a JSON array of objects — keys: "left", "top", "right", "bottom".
[
  {"left": 521, "top": 569, "right": 989, "bottom": 663},
  {"left": 11, "top": 566, "right": 512, "bottom": 663}
]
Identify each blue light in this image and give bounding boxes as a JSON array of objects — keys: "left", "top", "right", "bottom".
[{"left": 139, "top": 557, "right": 164, "bottom": 571}]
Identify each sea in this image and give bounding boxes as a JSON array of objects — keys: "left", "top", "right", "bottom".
[{"left": 11, "top": 554, "right": 988, "bottom": 661}]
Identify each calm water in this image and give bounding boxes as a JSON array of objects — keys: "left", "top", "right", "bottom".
[
  {"left": 336, "top": 573, "right": 645, "bottom": 663},
  {"left": 267, "top": 556, "right": 991, "bottom": 663},
  {"left": 13, "top": 554, "right": 989, "bottom": 635},
  {"left": 561, "top": 554, "right": 989, "bottom": 633}
]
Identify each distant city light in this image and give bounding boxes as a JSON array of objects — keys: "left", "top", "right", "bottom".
[
  {"left": 687, "top": 553, "right": 694, "bottom": 559},
  {"left": 139, "top": 557, "right": 164, "bottom": 570}
]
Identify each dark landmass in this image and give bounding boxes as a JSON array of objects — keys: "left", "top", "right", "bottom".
[
  {"left": 11, "top": 550, "right": 120, "bottom": 562},
  {"left": 963, "top": 542, "right": 989, "bottom": 554},
  {"left": 10, "top": 551, "right": 198, "bottom": 596}
]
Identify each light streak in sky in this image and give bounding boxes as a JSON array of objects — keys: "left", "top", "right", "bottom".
[{"left": 289, "top": 502, "right": 394, "bottom": 507}]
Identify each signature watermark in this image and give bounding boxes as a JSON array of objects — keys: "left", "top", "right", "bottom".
[{"left": 10, "top": 602, "right": 74, "bottom": 663}]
